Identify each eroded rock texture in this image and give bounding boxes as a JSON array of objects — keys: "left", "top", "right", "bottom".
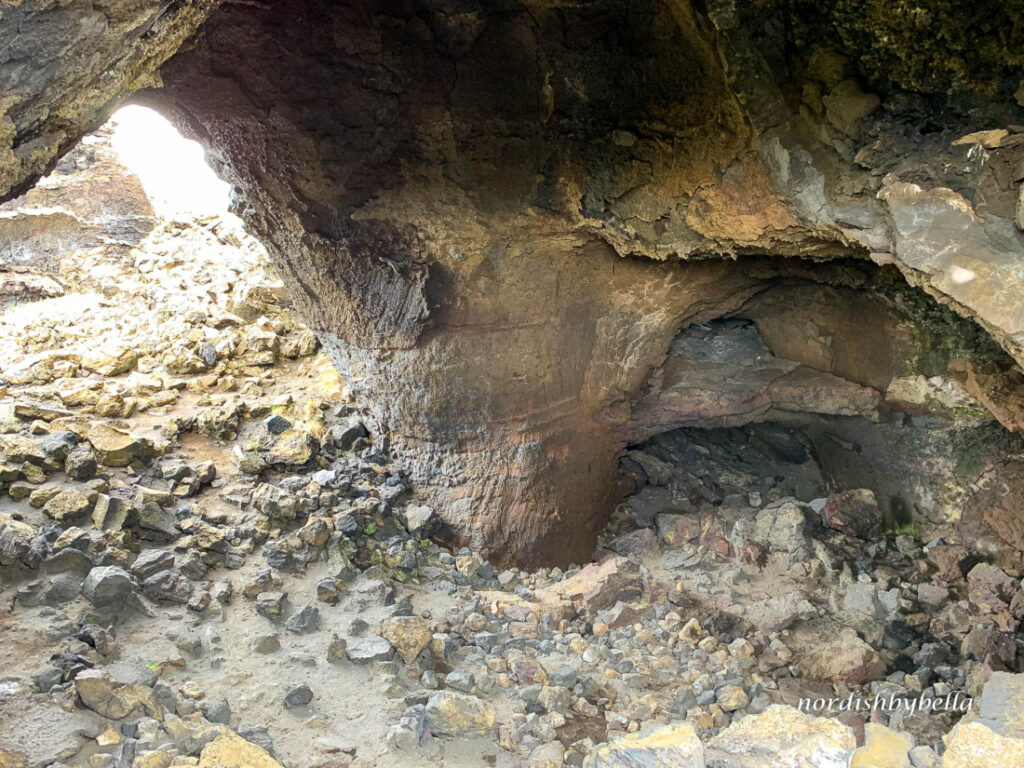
[
  {"left": 5, "top": 0, "right": 1024, "bottom": 564},
  {"left": 0, "top": 0, "right": 217, "bottom": 200}
]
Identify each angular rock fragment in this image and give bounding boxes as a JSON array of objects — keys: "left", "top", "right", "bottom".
[
  {"left": 424, "top": 691, "right": 495, "bottom": 738},
  {"left": 87, "top": 423, "right": 148, "bottom": 467},
  {"left": 966, "top": 563, "right": 1017, "bottom": 613},
  {"left": 585, "top": 722, "right": 704, "bottom": 767},
  {"left": 378, "top": 616, "right": 432, "bottom": 664},
  {"left": 705, "top": 705, "right": 855, "bottom": 767},
  {"left": 198, "top": 730, "right": 284, "bottom": 768},
  {"left": 42, "top": 490, "right": 92, "bottom": 523},
  {"left": 346, "top": 633, "right": 394, "bottom": 664},
  {"left": 74, "top": 669, "right": 163, "bottom": 720},
  {"left": 283, "top": 684, "right": 313, "bottom": 709},
  {"left": 941, "top": 721, "right": 1024, "bottom": 768},
  {"left": 820, "top": 489, "right": 883, "bottom": 540},
  {"left": 81, "top": 566, "right": 137, "bottom": 606}
]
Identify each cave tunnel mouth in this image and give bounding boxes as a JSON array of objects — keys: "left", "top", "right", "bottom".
[
  {"left": 0, "top": 103, "right": 267, "bottom": 320},
  {"left": 106, "top": 104, "right": 232, "bottom": 220},
  {"left": 608, "top": 259, "right": 1024, "bottom": 559}
]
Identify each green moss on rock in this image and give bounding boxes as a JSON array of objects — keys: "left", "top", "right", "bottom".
[{"left": 880, "top": 277, "right": 1010, "bottom": 376}]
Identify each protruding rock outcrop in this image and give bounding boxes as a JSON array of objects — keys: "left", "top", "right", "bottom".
[{"left": 0, "top": 0, "right": 217, "bottom": 201}]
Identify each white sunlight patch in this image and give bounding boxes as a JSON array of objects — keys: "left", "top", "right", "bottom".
[{"left": 109, "top": 105, "right": 231, "bottom": 218}]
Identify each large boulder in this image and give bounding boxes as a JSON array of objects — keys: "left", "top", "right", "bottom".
[
  {"left": 705, "top": 706, "right": 856, "bottom": 767},
  {"left": 424, "top": 691, "right": 495, "bottom": 738},
  {"left": 584, "top": 723, "right": 704, "bottom": 768}
]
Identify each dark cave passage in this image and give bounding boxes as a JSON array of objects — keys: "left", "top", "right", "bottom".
[{"left": 614, "top": 274, "right": 1024, "bottom": 561}]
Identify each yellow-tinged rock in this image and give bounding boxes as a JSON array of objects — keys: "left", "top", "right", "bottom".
[
  {"left": 96, "top": 723, "right": 122, "bottom": 746},
  {"left": 584, "top": 722, "right": 704, "bottom": 767},
  {"left": 424, "top": 690, "right": 495, "bottom": 737},
  {"left": 377, "top": 615, "right": 432, "bottom": 664},
  {"left": 474, "top": 589, "right": 572, "bottom": 622},
  {"left": 942, "top": 720, "right": 1024, "bottom": 767},
  {"left": 952, "top": 129, "right": 1009, "bottom": 149},
  {"left": 133, "top": 749, "right": 175, "bottom": 768},
  {"left": 798, "top": 628, "right": 886, "bottom": 684},
  {"left": 87, "top": 422, "right": 147, "bottom": 466},
  {"left": 851, "top": 723, "right": 912, "bottom": 767},
  {"left": 534, "top": 556, "right": 648, "bottom": 613},
  {"left": 198, "top": 731, "right": 284, "bottom": 768},
  {"left": 83, "top": 344, "right": 138, "bottom": 377},
  {"left": 74, "top": 669, "right": 163, "bottom": 721},
  {"left": 705, "top": 705, "right": 856, "bottom": 766},
  {"left": 0, "top": 748, "right": 27, "bottom": 768},
  {"left": 162, "top": 716, "right": 223, "bottom": 752},
  {"left": 269, "top": 428, "right": 317, "bottom": 465},
  {"left": 0, "top": 514, "right": 36, "bottom": 565}
]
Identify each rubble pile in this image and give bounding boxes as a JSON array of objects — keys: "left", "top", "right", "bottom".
[{"left": 1, "top": 124, "right": 1024, "bottom": 768}]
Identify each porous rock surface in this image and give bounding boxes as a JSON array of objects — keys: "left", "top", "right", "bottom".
[{"left": 4, "top": 1, "right": 1024, "bottom": 567}]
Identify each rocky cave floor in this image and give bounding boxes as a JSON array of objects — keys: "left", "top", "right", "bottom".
[{"left": 3, "top": 191, "right": 1024, "bottom": 768}]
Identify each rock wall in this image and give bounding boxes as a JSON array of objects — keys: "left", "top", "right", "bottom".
[
  {"left": 0, "top": 0, "right": 218, "bottom": 201},
  {"left": 0, "top": 124, "right": 155, "bottom": 276},
  {"left": 3, "top": 0, "right": 1024, "bottom": 564}
]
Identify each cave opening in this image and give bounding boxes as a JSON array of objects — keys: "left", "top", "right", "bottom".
[
  {"left": 8, "top": 0, "right": 1024, "bottom": 764},
  {"left": 0, "top": 103, "right": 243, "bottom": 314},
  {"left": 609, "top": 262, "right": 1024, "bottom": 569}
]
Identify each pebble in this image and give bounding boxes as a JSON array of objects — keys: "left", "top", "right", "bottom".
[{"left": 284, "top": 684, "right": 314, "bottom": 709}]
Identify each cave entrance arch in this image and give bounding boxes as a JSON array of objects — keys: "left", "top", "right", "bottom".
[{"left": 6, "top": 0, "right": 1024, "bottom": 567}]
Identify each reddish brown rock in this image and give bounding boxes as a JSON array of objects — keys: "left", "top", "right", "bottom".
[
  {"left": 820, "top": 489, "right": 883, "bottom": 541},
  {"left": 604, "top": 528, "right": 661, "bottom": 558},
  {"left": 794, "top": 627, "right": 886, "bottom": 685},
  {"left": 964, "top": 461, "right": 1024, "bottom": 556},
  {"left": 655, "top": 514, "right": 703, "bottom": 547},
  {"left": 967, "top": 563, "right": 1019, "bottom": 613},
  {"left": 1010, "top": 590, "right": 1024, "bottom": 620},
  {"left": 599, "top": 601, "right": 644, "bottom": 630},
  {"left": 927, "top": 545, "right": 970, "bottom": 583},
  {"left": 961, "top": 627, "right": 1017, "bottom": 668},
  {"left": 534, "top": 557, "right": 650, "bottom": 614},
  {"left": 951, "top": 360, "right": 1024, "bottom": 432},
  {"left": 917, "top": 583, "right": 950, "bottom": 608}
]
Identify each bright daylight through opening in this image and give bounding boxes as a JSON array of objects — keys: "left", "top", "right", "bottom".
[{"left": 109, "top": 105, "right": 231, "bottom": 219}]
